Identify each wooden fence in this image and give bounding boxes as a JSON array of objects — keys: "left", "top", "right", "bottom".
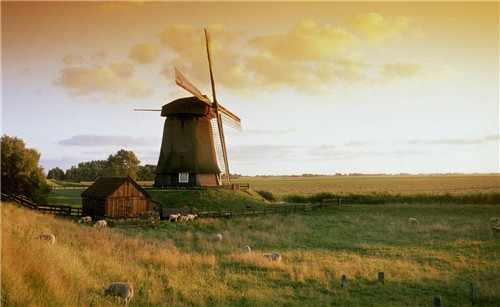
[
  {"left": 51, "top": 185, "right": 88, "bottom": 190},
  {"left": 192, "top": 200, "right": 341, "bottom": 219},
  {"left": 1, "top": 193, "right": 84, "bottom": 216},
  {"left": 143, "top": 183, "right": 250, "bottom": 191}
]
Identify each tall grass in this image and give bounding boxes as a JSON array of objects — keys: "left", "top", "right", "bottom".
[
  {"left": 282, "top": 191, "right": 500, "bottom": 204},
  {"left": 2, "top": 201, "right": 499, "bottom": 306}
]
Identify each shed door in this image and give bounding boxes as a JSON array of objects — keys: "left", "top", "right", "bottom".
[{"left": 118, "top": 198, "right": 133, "bottom": 217}]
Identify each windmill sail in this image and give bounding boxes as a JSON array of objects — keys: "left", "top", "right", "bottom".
[
  {"left": 175, "top": 68, "right": 212, "bottom": 106},
  {"left": 205, "top": 28, "right": 232, "bottom": 185},
  {"left": 210, "top": 118, "right": 227, "bottom": 175},
  {"left": 218, "top": 104, "right": 242, "bottom": 131}
]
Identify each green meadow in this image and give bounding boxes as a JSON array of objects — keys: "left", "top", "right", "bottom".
[{"left": 2, "top": 199, "right": 499, "bottom": 306}]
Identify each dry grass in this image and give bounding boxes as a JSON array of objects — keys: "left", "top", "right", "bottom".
[{"left": 2, "top": 201, "right": 499, "bottom": 306}]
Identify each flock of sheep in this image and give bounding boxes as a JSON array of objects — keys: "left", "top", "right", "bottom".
[
  {"left": 168, "top": 213, "right": 198, "bottom": 222},
  {"left": 33, "top": 213, "right": 500, "bottom": 306}
]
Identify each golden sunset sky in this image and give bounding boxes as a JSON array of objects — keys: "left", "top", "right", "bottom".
[{"left": 2, "top": 1, "right": 499, "bottom": 175}]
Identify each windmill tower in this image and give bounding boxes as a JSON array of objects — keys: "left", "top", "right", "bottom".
[{"left": 148, "top": 29, "right": 241, "bottom": 187}]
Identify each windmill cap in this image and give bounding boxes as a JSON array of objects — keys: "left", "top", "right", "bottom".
[{"left": 161, "top": 96, "right": 214, "bottom": 117}]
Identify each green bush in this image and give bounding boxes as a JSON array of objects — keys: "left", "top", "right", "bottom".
[{"left": 256, "top": 190, "right": 277, "bottom": 201}]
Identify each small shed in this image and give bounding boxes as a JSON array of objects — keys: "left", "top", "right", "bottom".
[{"left": 81, "top": 176, "right": 154, "bottom": 219}]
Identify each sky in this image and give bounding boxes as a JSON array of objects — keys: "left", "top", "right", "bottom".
[{"left": 2, "top": 1, "right": 499, "bottom": 176}]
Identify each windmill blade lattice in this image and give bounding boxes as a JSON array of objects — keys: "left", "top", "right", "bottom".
[{"left": 175, "top": 68, "right": 212, "bottom": 106}]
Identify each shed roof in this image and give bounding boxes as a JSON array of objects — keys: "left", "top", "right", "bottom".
[{"left": 81, "top": 176, "right": 151, "bottom": 199}]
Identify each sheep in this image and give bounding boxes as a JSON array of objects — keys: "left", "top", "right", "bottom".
[
  {"left": 78, "top": 216, "right": 92, "bottom": 224},
  {"left": 242, "top": 245, "right": 251, "bottom": 253},
  {"left": 187, "top": 214, "right": 198, "bottom": 221},
  {"left": 491, "top": 227, "right": 500, "bottom": 237},
  {"left": 407, "top": 217, "right": 419, "bottom": 225},
  {"left": 168, "top": 213, "right": 181, "bottom": 222},
  {"left": 178, "top": 215, "right": 190, "bottom": 222},
  {"left": 490, "top": 217, "right": 500, "bottom": 225},
  {"left": 215, "top": 233, "right": 222, "bottom": 241},
  {"left": 94, "top": 220, "right": 107, "bottom": 228},
  {"left": 36, "top": 233, "right": 56, "bottom": 245},
  {"left": 263, "top": 253, "right": 282, "bottom": 261},
  {"left": 104, "top": 282, "right": 134, "bottom": 307}
]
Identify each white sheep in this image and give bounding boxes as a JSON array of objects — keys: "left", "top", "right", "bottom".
[
  {"left": 407, "top": 217, "right": 419, "bottom": 225},
  {"left": 215, "top": 233, "right": 222, "bottom": 241},
  {"left": 36, "top": 233, "right": 56, "bottom": 245},
  {"left": 490, "top": 217, "right": 500, "bottom": 224},
  {"left": 263, "top": 253, "right": 282, "bottom": 261},
  {"left": 168, "top": 213, "right": 181, "bottom": 222},
  {"left": 187, "top": 214, "right": 198, "bottom": 221},
  {"left": 242, "top": 245, "right": 251, "bottom": 253},
  {"left": 94, "top": 220, "right": 107, "bottom": 228},
  {"left": 104, "top": 282, "right": 134, "bottom": 307},
  {"left": 491, "top": 226, "right": 500, "bottom": 237},
  {"left": 178, "top": 215, "right": 190, "bottom": 222},
  {"left": 78, "top": 216, "right": 92, "bottom": 223}
]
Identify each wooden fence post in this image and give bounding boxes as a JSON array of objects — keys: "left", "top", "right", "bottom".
[
  {"left": 378, "top": 272, "right": 384, "bottom": 283},
  {"left": 469, "top": 282, "right": 474, "bottom": 305},
  {"left": 341, "top": 274, "right": 347, "bottom": 288},
  {"left": 433, "top": 296, "right": 441, "bottom": 307},
  {"left": 338, "top": 197, "right": 342, "bottom": 205}
]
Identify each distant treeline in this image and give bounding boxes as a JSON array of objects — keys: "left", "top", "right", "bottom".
[
  {"left": 256, "top": 173, "right": 499, "bottom": 178},
  {"left": 47, "top": 149, "right": 156, "bottom": 182}
]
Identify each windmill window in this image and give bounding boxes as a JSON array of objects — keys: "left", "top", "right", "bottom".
[{"left": 179, "top": 172, "right": 189, "bottom": 183}]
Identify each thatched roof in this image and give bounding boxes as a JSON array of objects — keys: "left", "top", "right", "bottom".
[
  {"left": 81, "top": 176, "right": 151, "bottom": 199},
  {"left": 161, "top": 96, "right": 215, "bottom": 117}
]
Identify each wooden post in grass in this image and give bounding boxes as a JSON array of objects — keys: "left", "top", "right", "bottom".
[
  {"left": 378, "top": 271, "right": 384, "bottom": 283},
  {"left": 433, "top": 296, "right": 442, "bottom": 307},
  {"left": 341, "top": 274, "right": 347, "bottom": 288},
  {"left": 469, "top": 282, "right": 474, "bottom": 305},
  {"left": 338, "top": 197, "right": 342, "bottom": 205}
]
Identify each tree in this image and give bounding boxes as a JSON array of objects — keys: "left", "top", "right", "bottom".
[
  {"left": 47, "top": 167, "right": 66, "bottom": 180},
  {"left": 104, "top": 149, "right": 141, "bottom": 179},
  {"left": 137, "top": 164, "right": 156, "bottom": 181},
  {"left": 1, "top": 135, "right": 51, "bottom": 203}
]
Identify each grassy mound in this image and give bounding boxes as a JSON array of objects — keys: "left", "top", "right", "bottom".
[{"left": 148, "top": 189, "right": 267, "bottom": 210}]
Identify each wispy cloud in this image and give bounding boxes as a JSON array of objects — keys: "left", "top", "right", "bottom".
[
  {"left": 346, "top": 13, "right": 411, "bottom": 44},
  {"left": 409, "top": 135, "right": 499, "bottom": 145},
  {"left": 243, "top": 128, "right": 300, "bottom": 135},
  {"left": 307, "top": 144, "right": 424, "bottom": 159},
  {"left": 229, "top": 144, "right": 300, "bottom": 162},
  {"left": 128, "top": 41, "right": 159, "bottom": 64},
  {"left": 55, "top": 60, "right": 152, "bottom": 102},
  {"left": 58, "top": 134, "right": 157, "bottom": 147}
]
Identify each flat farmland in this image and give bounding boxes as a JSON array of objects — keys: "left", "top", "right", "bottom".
[{"left": 233, "top": 174, "right": 500, "bottom": 196}]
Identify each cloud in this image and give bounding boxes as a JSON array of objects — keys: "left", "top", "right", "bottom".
[
  {"left": 155, "top": 18, "right": 435, "bottom": 95},
  {"left": 62, "top": 53, "right": 86, "bottom": 65},
  {"left": 128, "top": 41, "right": 159, "bottom": 64},
  {"left": 229, "top": 144, "right": 300, "bottom": 162},
  {"left": 250, "top": 20, "right": 357, "bottom": 62},
  {"left": 307, "top": 145, "right": 424, "bottom": 160},
  {"left": 347, "top": 13, "right": 411, "bottom": 44},
  {"left": 56, "top": 60, "right": 152, "bottom": 102},
  {"left": 409, "top": 135, "right": 499, "bottom": 145},
  {"left": 243, "top": 128, "right": 300, "bottom": 135},
  {"left": 158, "top": 24, "right": 247, "bottom": 92},
  {"left": 58, "top": 134, "right": 157, "bottom": 147}
]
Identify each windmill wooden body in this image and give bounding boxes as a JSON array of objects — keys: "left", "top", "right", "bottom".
[{"left": 140, "top": 29, "right": 241, "bottom": 187}]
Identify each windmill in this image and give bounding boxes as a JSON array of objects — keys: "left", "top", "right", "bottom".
[{"left": 137, "top": 29, "right": 241, "bottom": 187}]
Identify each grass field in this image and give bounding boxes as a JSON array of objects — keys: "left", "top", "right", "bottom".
[
  {"left": 233, "top": 174, "right": 500, "bottom": 196},
  {"left": 47, "top": 174, "right": 500, "bottom": 207},
  {"left": 2, "top": 201, "right": 499, "bottom": 306}
]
